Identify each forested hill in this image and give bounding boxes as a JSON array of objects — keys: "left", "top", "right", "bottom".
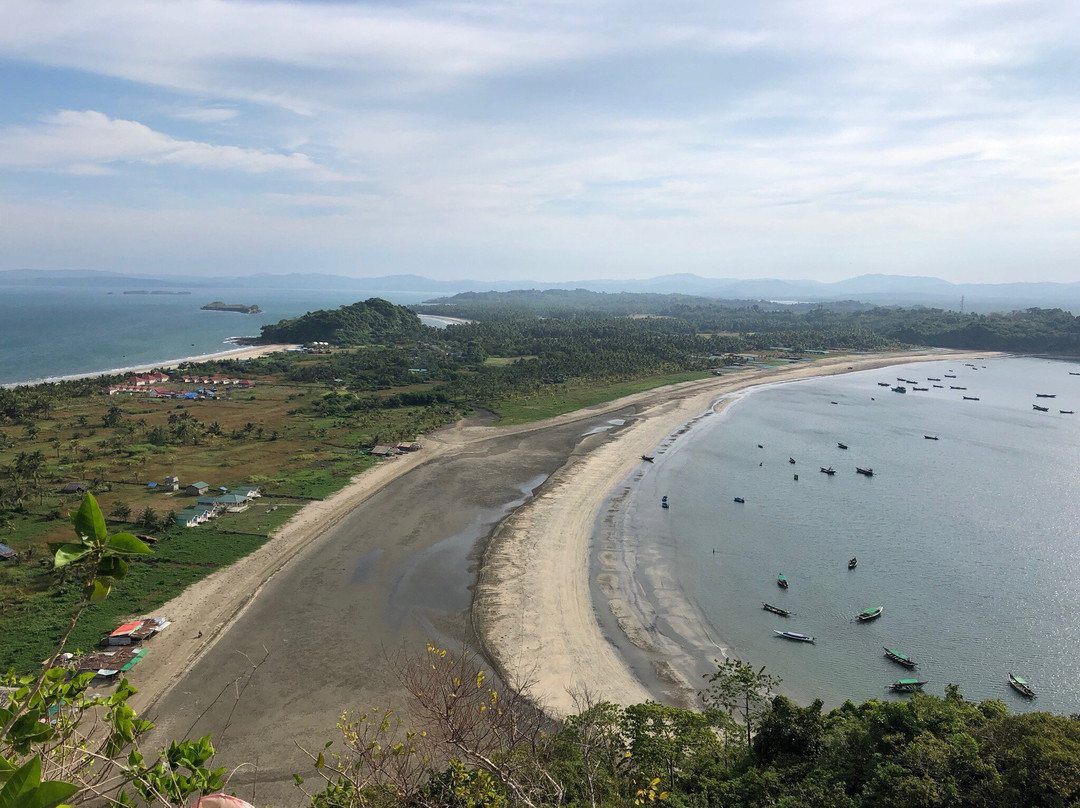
[
  {"left": 417, "top": 291, "right": 1080, "bottom": 354},
  {"left": 259, "top": 298, "right": 424, "bottom": 344}
]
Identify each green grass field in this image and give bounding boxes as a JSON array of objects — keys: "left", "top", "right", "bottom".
[{"left": 489, "top": 371, "right": 713, "bottom": 426}]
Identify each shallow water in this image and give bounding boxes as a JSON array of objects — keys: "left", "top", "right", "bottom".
[{"left": 613, "top": 357, "right": 1080, "bottom": 714}]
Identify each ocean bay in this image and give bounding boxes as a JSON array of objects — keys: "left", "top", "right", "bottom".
[
  {"left": 608, "top": 357, "right": 1080, "bottom": 714},
  {"left": 0, "top": 285, "right": 440, "bottom": 385}
]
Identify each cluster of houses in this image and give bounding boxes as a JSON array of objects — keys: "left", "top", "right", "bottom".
[
  {"left": 105, "top": 372, "right": 254, "bottom": 398},
  {"left": 175, "top": 483, "right": 262, "bottom": 528}
]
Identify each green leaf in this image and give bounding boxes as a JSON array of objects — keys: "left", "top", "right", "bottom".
[
  {"left": 70, "top": 493, "right": 106, "bottom": 544},
  {"left": 85, "top": 580, "right": 112, "bottom": 603},
  {"left": 0, "top": 757, "right": 40, "bottom": 808},
  {"left": 315, "top": 752, "right": 324, "bottom": 769},
  {"left": 96, "top": 556, "right": 127, "bottom": 581},
  {"left": 105, "top": 533, "right": 151, "bottom": 556},
  {"left": 21, "top": 781, "right": 79, "bottom": 808},
  {"left": 49, "top": 544, "right": 91, "bottom": 568}
]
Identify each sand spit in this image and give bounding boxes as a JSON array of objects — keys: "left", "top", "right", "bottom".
[{"left": 474, "top": 350, "right": 997, "bottom": 716}]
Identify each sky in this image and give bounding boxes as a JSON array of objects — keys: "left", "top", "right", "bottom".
[{"left": 2, "top": 0, "right": 1079, "bottom": 282}]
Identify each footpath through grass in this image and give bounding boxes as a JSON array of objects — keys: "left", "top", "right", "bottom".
[{"left": 489, "top": 370, "right": 713, "bottom": 426}]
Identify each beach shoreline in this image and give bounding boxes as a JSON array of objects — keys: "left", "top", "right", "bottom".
[
  {"left": 3, "top": 343, "right": 296, "bottom": 388},
  {"left": 473, "top": 349, "right": 999, "bottom": 716},
  {"left": 130, "top": 349, "right": 996, "bottom": 725}
]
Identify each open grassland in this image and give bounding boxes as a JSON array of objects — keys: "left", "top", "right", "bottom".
[
  {"left": 488, "top": 370, "right": 714, "bottom": 426},
  {"left": 0, "top": 503, "right": 303, "bottom": 672}
]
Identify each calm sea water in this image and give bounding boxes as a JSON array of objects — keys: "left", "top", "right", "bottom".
[
  {"left": 0, "top": 285, "right": 442, "bottom": 385},
  {"left": 621, "top": 357, "right": 1080, "bottom": 714}
]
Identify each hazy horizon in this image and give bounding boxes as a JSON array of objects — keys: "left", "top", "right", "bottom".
[{"left": 3, "top": 1, "right": 1079, "bottom": 283}]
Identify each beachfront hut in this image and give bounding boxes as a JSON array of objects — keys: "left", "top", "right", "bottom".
[
  {"left": 215, "top": 494, "right": 250, "bottom": 513},
  {"left": 186, "top": 482, "right": 210, "bottom": 496},
  {"left": 371, "top": 445, "right": 397, "bottom": 457},
  {"left": 175, "top": 510, "right": 201, "bottom": 528},
  {"left": 234, "top": 485, "right": 261, "bottom": 499}
]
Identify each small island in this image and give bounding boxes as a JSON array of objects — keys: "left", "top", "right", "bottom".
[{"left": 201, "top": 301, "right": 262, "bottom": 314}]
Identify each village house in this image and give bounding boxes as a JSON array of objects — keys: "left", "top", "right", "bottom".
[
  {"left": 370, "top": 445, "right": 397, "bottom": 457},
  {"left": 59, "top": 482, "right": 89, "bottom": 494},
  {"left": 175, "top": 511, "right": 200, "bottom": 528},
  {"left": 233, "top": 485, "right": 261, "bottom": 499},
  {"left": 102, "top": 617, "right": 170, "bottom": 647},
  {"left": 186, "top": 481, "right": 210, "bottom": 496},
  {"left": 215, "top": 494, "right": 250, "bottom": 513},
  {"left": 163, "top": 475, "right": 180, "bottom": 492},
  {"left": 397, "top": 441, "right": 422, "bottom": 453}
]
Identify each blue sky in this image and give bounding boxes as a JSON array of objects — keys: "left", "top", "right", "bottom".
[{"left": 2, "top": 0, "right": 1078, "bottom": 282}]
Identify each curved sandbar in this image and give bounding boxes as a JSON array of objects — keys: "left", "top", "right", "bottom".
[{"left": 474, "top": 350, "right": 998, "bottom": 716}]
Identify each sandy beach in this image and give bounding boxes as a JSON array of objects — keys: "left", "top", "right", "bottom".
[
  {"left": 473, "top": 350, "right": 998, "bottom": 716},
  {"left": 129, "top": 349, "right": 996, "bottom": 803},
  {"left": 6, "top": 344, "right": 297, "bottom": 388}
]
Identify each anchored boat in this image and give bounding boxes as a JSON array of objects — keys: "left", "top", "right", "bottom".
[
  {"left": 1035, "top": 393, "right": 1056, "bottom": 398},
  {"left": 857, "top": 606, "right": 884, "bottom": 622},
  {"left": 820, "top": 466, "right": 836, "bottom": 475},
  {"left": 883, "top": 647, "right": 917, "bottom": 668},
  {"left": 891, "top": 386, "right": 907, "bottom": 393},
  {"left": 924, "top": 435, "right": 939, "bottom": 440},
  {"left": 1033, "top": 404, "right": 1050, "bottom": 412},
  {"left": 856, "top": 467, "right": 874, "bottom": 476},
  {"left": 774, "top": 630, "right": 814, "bottom": 643},
  {"left": 733, "top": 496, "right": 745, "bottom": 503},
  {"left": 837, "top": 442, "right": 848, "bottom": 449},
  {"left": 776, "top": 573, "right": 789, "bottom": 589},
  {"left": 888, "top": 679, "right": 928, "bottom": 692},
  {"left": 762, "top": 603, "right": 790, "bottom": 617},
  {"left": 1008, "top": 673, "right": 1036, "bottom": 697},
  {"left": 848, "top": 557, "right": 858, "bottom": 569}
]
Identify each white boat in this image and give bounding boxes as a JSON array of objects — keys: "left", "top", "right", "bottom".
[{"left": 774, "top": 630, "right": 815, "bottom": 643}]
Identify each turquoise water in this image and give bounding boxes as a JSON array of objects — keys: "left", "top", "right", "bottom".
[
  {"left": 0, "top": 285, "right": 441, "bottom": 384},
  {"left": 621, "top": 357, "right": 1080, "bottom": 714}
]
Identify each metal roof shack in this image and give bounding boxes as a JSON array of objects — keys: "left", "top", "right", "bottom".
[
  {"left": 0, "top": 543, "right": 17, "bottom": 561},
  {"left": 59, "top": 482, "right": 89, "bottom": 494},
  {"left": 371, "top": 445, "right": 397, "bottom": 457},
  {"left": 103, "top": 617, "right": 171, "bottom": 646},
  {"left": 66, "top": 647, "right": 148, "bottom": 680}
]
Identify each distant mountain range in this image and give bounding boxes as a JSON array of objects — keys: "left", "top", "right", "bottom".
[{"left": 5, "top": 269, "right": 1080, "bottom": 313}]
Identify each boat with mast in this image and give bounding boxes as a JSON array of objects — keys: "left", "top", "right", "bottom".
[{"left": 820, "top": 466, "right": 836, "bottom": 475}]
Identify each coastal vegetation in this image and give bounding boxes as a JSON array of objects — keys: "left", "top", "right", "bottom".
[{"left": 4, "top": 294, "right": 1080, "bottom": 673}]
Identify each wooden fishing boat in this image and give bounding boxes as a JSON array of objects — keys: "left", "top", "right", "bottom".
[
  {"left": 774, "top": 630, "right": 814, "bottom": 643},
  {"left": 891, "top": 386, "right": 907, "bottom": 393},
  {"left": 1035, "top": 393, "right": 1056, "bottom": 398},
  {"left": 912, "top": 387, "right": 929, "bottom": 391},
  {"left": 932, "top": 384, "right": 945, "bottom": 388},
  {"left": 1008, "top": 673, "right": 1036, "bottom": 697},
  {"left": 1070, "top": 372, "right": 1080, "bottom": 376},
  {"left": 733, "top": 496, "right": 745, "bottom": 503},
  {"left": 848, "top": 557, "right": 857, "bottom": 569},
  {"left": 857, "top": 606, "right": 884, "bottom": 622},
  {"left": 924, "top": 435, "right": 939, "bottom": 440},
  {"left": 944, "top": 374, "right": 957, "bottom": 378},
  {"left": 762, "top": 602, "right": 790, "bottom": 617},
  {"left": 789, "top": 457, "right": 796, "bottom": 464},
  {"left": 883, "top": 647, "right": 917, "bottom": 668},
  {"left": 661, "top": 495, "right": 669, "bottom": 509},
  {"left": 888, "top": 678, "right": 927, "bottom": 692},
  {"left": 950, "top": 385, "right": 967, "bottom": 390},
  {"left": 777, "top": 573, "right": 789, "bottom": 589},
  {"left": 820, "top": 466, "right": 836, "bottom": 475},
  {"left": 856, "top": 467, "right": 874, "bottom": 476},
  {"left": 641, "top": 455, "right": 654, "bottom": 462},
  {"left": 877, "top": 382, "right": 891, "bottom": 387},
  {"left": 757, "top": 444, "right": 764, "bottom": 448},
  {"left": 927, "top": 377, "right": 941, "bottom": 381},
  {"left": 1033, "top": 404, "right": 1049, "bottom": 412},
  {"left": 963, "top": 396, "right": 980, "bottom": 401},
  {"left": 837, "top": 442, "right": 848, "bottom": 449},
  {"left": 1060, "top": 410, "right": 1074, "bottom": 414}
]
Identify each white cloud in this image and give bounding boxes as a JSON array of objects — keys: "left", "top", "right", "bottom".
[
  {"left": 171, "top": 107, "right": 239, "bottom": 123},
  {"left": 0, "top": 110, "right": 321, "bottom": 174}
]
